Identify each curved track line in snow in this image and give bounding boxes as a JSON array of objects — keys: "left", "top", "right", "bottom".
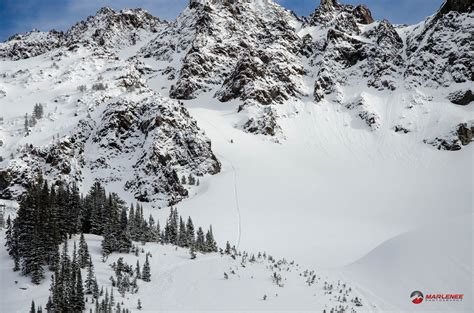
[
  {"left": 229, "top": 162, "right": 242, "bottom": 250},
  {"left": 194, "top": 115, "right": 242, "bottom": 249}
]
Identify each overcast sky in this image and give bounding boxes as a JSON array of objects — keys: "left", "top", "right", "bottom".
[{"left": 0, "top": 0, "right": 444, "bottom": 41}]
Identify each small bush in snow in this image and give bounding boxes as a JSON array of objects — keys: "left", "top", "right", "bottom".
[{"left": 92, "top": 82, "right": 108, "bottom": 91}]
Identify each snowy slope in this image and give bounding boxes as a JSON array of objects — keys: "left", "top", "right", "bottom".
[
  {"left": 342, "top": 214, "right": 472, "bottom": 312},
  {"left": 0, "top": 0, "right": 472, "bottom": 312},
  {"left": 0, "top": 232, "right": 371, "bottom": 313}
]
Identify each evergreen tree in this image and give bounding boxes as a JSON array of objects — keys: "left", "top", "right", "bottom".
[
  {"left": 24, "top": 113, "right": 29, "bottom": 134},
  {"left": 177, "top": 217, "right": 187, "bottom": 247},
  {"left": 33, "top": 103, "right": 44, "bottom": 119},
  {"left": 85, "top": 257, "right": 98, "bottom": 297},
  {"left": 118, "top": 206, "right": 132, "bottom": 253},
  {"left": 4, "top": 215, "right": 20, "bottom": 271},
  {"left": 165, "top": 208, "right": 179, "bottom": 244},
  {"left": 190, "top": 244, "right": 197, "bottom": 260},
  {"left": 82, "top": 182, "right": 106, "bottom": 234},
  {"left": 195, "top": 227, "right": 205, "bottom": 252},
  {"left": 135, "top": 260, "right": 141, "bottom": 279},
  {"left": 30, "top": 228, "right": 45, "bottom": 284},
  {"left": 186, "top": 217, "right": 195, "bottom": 247},
  {"left": 30, "top": 300, "right": 36, "bottom": 313},
  {"left": 74, "top": 267, "right": 85, "bottom": 312},
  {"left": 205, "top": 225, "right": 217, "bottom": 252},
  {"left": 78, "top": 233, "right": 90, "bottom": 268},
  {"left": 142, "top": 255, "right": 151, "bottom": 282},
  {"left": 66, "top": 183, "right": 82, "bottom": 237},
  {"left": 188, "top": 174, "right": 195, "bottom": 185},
  {"left": 225, "top": 241, "right": 231, "bottom": 254}
]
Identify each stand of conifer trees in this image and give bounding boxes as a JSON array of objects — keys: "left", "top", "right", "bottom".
[{"left": 4, "top": 175, "right": 223, "bottom": 312}]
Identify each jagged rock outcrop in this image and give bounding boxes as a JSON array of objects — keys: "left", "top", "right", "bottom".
[
  {"left": 308, "top": 0, "right": 373, "bottom": 26},
  {"left": 0, "top": 0, "right": 471, "bottom": 203},
  {"left": 0, "top": 7, "right": 166, "bottom": 61},
  {"left": 66, "top": 7, "right": 166, "bottom": 48},
  {"left": 425, "top": 122, "right": 474, "bottom": 151},
  {"left": 141, "top": 0, "right": 306, "bottom": 135},
  {"left": 448, "top": 89, "right": 474, "bottom": 105},
  {"left": 405, "top": 0, "right": 473, "bottom": 87},
  {"left": 0, "top": 32, "right": 220, "bottom": 203},
  {"left": 0, "top": 30, "right": 65, "bottom": 60}
]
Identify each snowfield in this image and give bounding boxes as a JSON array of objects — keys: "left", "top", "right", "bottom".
[
  {"left": 0, "top": 0, "right": 473, "bottom": 312},
  {"left": 0, "top": 233, "right": 371, "bottom": 313}
]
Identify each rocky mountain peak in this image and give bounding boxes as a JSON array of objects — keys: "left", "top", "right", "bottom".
[
  {"left": 96, "top": 6, "right": 115, "bottom": 15},
  {"left": 438, "top": 0, "right": 473, "bottom": 15},
  {"left": 66, "top": 6, "right": 164, "bottom": 48},
  {"left": 308, "top": 0, "right": 373, "bottom": 26},
  {"left": 353, "top": 5, "right": 374, "bottom": 24}
]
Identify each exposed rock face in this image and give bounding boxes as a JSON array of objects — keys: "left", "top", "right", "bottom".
[
  {"left": 448, "top": 90, "right": 474, "bottom": 105},
  {"left": 353, "top": 5, "right": 374, "bottom": 24},
  {"left": 0, "top": 30, "right": 65, "bottom": 60},
  {"left": 405, "top": 0, "right": 473, "bottom": 87},
  {"left": 0, "top": 29, "right": 220, "bottom": 203},
  {"left": 308, "top": 0, "right": 373, "bottom": 26},
  {"left": 92, "top": 95, "right": 220, "bottom": 204},
  {"left": 66, "top": 8, "right": 166, "bottom": 48},
  {"left": 437, "top": 0, "right": 473, "bottom": 15},
  {"left": 425, "top": 122, "right": 474, "bottom": 151},
  {"left": 0, "top": 7, "right": 166, "bottom": 61},
  {"left": 0, "top": 0, "right": 471, "bottom": 203},
  {"left": 141, "top": 0, "right": 306, "bottom": 135}
]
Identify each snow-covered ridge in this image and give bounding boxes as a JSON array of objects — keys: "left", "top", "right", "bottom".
[
  {"left": 0, "top": 45, "right": 219, "bottom": 204},
  {"left": 0, "top": 0, "right": 472, "bottom": 202}
]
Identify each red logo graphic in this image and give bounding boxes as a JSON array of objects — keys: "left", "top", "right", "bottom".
[
  {"left": 410, "top": 290, "right": 464, "bottom": 304},
  {"left": 410, "top": 291, "right": 424, "bottom": 304}
]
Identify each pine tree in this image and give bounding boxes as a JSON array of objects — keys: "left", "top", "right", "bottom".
[
  {"left": 78, "top": 233, "right": 90, "bottom": 268},
  {"left": 177, "top": 217, "right": 187, "bottom": 247},
  {"left": 195, "top": 227, "right": 205, "bottom": 252},
  {"left": 165, "top": 208, "right": 179, "bottom": 244},
  {"left": 85, "top": 257, "right": 97, "bottom": 296},
  {"left": 205, "top": 225, "right": 218, "bottom": 252},
  {"left": 30, "top": 300, "right": 36, "bottom": 313},
  {"left": 30, "top": 228, "right": 45, "bottom": 284},
  {"left": 5, "top": 215, "right": 20, "bottom": 271},
  {"left": 118, "top": 206, "right": 132, "bottom": 253},
  {"left": 142, "top": 254, "right": 151, "bottom": 282},
  {"left": 50, "top": 245, "right": 61, "bottom": 272},
  {"left": 33, "top": 103, "right": 44, "bottom": 119},
  {"left": 128, "top": 204, "right": 135, "bottom": 239},
  {"left": 187, "top": 174, "right": 194, "bottom": 185},
  {"left": 135, "top": 260, "right": 141, "bottom": 279},
  {"left": 186, "top": 217, "right": 195, "bottom": 246},
  {"left": 83, "top": 182, "right": 106, "bottom": 234},
  {"left": 24, "top": 113, "right": 29, "bottom": 134},
  {"left": 66, "top": 183, "right": 82, "bottom": 237},
  {"left": 74, "top": 267, "right": 85, "bottom": 312},
  {"left": 137, "top": 299, "right": 142, "bottom": 310}
]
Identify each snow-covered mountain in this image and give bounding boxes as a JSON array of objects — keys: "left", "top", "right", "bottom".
[
  {"left": 0, "top": 0, "right": 472, "bottom": 202},
  {"left": 0, "top": 0, "right": 472, "bottom": 312}
]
